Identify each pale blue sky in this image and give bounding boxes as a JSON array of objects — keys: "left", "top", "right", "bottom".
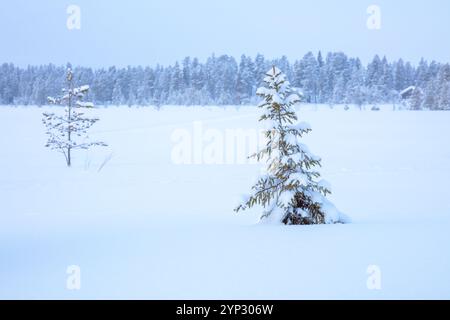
[{"left": 1, "top": 0, "right": 449, "bottom": 67}]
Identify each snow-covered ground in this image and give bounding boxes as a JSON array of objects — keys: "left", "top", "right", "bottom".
[{"left": 0, "top": 104, "right": 449, "bottom": 299}]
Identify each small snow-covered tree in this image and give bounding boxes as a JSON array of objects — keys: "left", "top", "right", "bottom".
[
  {"left": 235, "top": 66, "right": 348, "bottom": 225},
  {"left": 42, "top": 67, "right": 107, "bottom": 167}
]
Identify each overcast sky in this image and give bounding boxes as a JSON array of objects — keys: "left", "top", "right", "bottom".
[{"left": 1, "top": 0, "right": 449, "bottom": 67}]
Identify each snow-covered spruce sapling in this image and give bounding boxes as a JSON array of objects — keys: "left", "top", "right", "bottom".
[
  {"left": 235, "top": 66, "right": 348, "bottom": 225},
  {"left": 42, "top": 68, "right": 107, "bottom": 167}
]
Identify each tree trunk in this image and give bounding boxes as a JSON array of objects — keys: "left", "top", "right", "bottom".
[{"left": 67, "top": 147, "right": 71, "bottom": 167}]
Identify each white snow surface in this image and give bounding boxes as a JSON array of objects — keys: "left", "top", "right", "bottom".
[{"left": 0, "top": 104, "right": 450, "bottom": 299}]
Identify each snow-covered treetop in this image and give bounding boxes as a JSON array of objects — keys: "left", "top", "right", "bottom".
[
  {"left": 47, "top": 68, "right": 93, "bottom": 108},
  {"left": 257, "top": 66, "right": 301, "bottom": 110},
  {"left": 263, "top": 66, "right": 285, "bottom": 83},
  {"left": 67, "top": 67, "right": 73, "bottom": 81},
  {"left": 256, "top": 67, "right": 302, "bottom": 132},
  {"left": 251, "top": 66, "right": 320, "bottom": 175}
]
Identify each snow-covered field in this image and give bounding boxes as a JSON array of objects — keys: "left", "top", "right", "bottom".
[{"left": 0, "top": 104, "right": 449, "bottom": 299}]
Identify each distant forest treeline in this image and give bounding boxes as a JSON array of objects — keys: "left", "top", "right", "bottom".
[{"left": 1, "top": 52, "right": 449, "bottom": 109}]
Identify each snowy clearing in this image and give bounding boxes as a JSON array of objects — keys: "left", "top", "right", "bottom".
[{"left": 0, "top": 104, "right": 449, "bottom": 299}]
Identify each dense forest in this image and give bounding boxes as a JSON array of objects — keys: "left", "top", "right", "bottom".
[{"left": 1, "top": 52, "right": 449, "bottom": 109}]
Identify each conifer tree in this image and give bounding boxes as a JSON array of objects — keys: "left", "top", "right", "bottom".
[
  {"left": 235, "top": 67, "right": 348, "bottom": 225},
  {"left": 42, "top": 67, "right": 107, "bottom": 167}
]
